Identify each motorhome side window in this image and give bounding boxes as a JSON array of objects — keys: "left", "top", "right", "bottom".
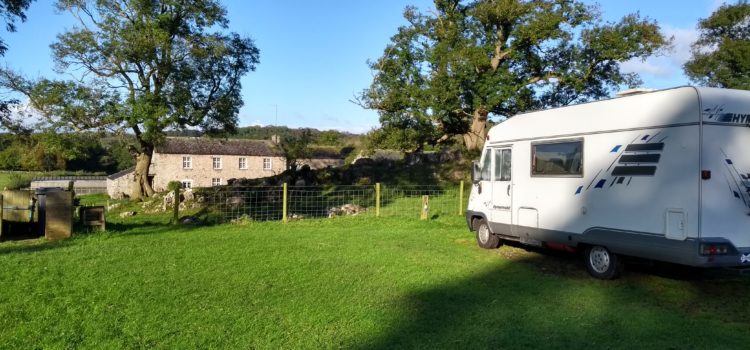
[
  {"left": 532, "top": 141, "right": 583, "bottom": 176},
  {"left": 479, "top": 149, "right": 492, "bottom": 181},
  {"left": 493, "top": 149, "right": 511, "bottom": 181}
]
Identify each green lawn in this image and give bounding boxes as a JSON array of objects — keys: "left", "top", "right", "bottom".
[{"left": 1, "top": 214, "right": 749, "bottom": 349}]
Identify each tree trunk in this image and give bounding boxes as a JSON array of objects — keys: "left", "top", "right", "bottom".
[
  {"left": 463, "top": 109, "right": 488, "bottom": 151},
  {"left": 132, "top": 149, "right": 155, "bottom": 200}
]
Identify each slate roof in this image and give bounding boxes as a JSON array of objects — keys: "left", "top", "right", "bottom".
[
  {"left": 308, "top": 147, "right": 344, "bottom": 159},
  {"left": 155, "top": 137, "right": 284, "bottom": 157},
  {"left": 107, "top": 167, "right": 135, "bottom": 180}
]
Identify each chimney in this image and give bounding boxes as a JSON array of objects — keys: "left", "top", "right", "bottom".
[{"left": 271, "top": 134, "right": 281, "bottom": 145}]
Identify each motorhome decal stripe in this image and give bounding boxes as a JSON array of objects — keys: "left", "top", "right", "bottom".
[
  {"left": 646, "top": 131, "right": 662, "bottom": 143},
  {"left": 617, "top": 177, "right": 625, "bottom": 184},
  {"left": 704, "top": 121, "right": 750, "bottom": 127},
  {"left": 612, "top": 166, "right": 657, "bottom": 176},
  {"left": 610, "top": 145, "right": 621, "bottom": 152},
  {"left": 595, "top": 179, "right": 606, "bottom": 188},
  {"left": 619, "top": 154, "right": 661, "bottom": 163},
  {"left": 586, "top": 169, "right": 603, "bottom": 190},
  {"left": 486, "top": 122, "right": 699, "bottom": 144},
  {"left": 641, "top": 135, "right": 650, "bottom": 141},
  {"left": 624, "top": 143, "right": 664, "bottom": 152},
  {"left": 575, "top": 186, "right": 583, "bottom": 195}
]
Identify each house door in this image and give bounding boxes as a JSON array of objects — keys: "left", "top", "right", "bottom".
[{"left": 490, "top": 148, "right": 513, "bottom": 233}]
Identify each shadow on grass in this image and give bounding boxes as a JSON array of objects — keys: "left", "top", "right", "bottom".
[
  {"left": 358, "top": 246, "right": 750, "bottom": 349},
  {"left": 0, "top": 239, "right": 72, "bottom": 255}
]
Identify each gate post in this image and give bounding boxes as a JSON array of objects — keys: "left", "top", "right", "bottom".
[
  {"left": 458, "top": 181, "right": 464, "bottom": 216},
  {"left": 421, "top": 195, "right": 429, "bottom": 220},
  {"left": 375, "top": 183, "right": 381, "bottom": 217},
  {"left": 282, "top": 183, "right": 288, "bottom": 223},
  {"left": 172, "top": 187, "right": 180, "bottom": 224}
]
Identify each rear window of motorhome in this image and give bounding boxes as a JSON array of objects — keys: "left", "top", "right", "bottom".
[{"left": 532, "top": 141, "right": 583, "bottom": 176}]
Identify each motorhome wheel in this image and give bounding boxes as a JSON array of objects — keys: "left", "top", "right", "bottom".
[
  {"left": 584, "top": 245, "right": 623, "bottom": 279},
  {"left": 475, "top": 218, "right": 501, "bottom": 249}
]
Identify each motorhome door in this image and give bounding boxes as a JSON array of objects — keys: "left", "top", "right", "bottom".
[{"left": 490, "top": 147, "right": 513, "bottom": 231}]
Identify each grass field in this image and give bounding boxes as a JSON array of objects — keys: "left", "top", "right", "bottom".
[{"left": 1, "top": 214, "right": 749, "bottom": 348}]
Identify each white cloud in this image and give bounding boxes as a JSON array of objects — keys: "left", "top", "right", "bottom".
[
  {"left": 620, "top": 59, "right": 672, "bottom": 77},
  {"left": 620, "top": 24, "right": 700, "bottom": 87}
]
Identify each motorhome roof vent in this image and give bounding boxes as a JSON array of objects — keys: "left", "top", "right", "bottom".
[{"left": 616, "top": 88, "right": 656, "bottom": 97}]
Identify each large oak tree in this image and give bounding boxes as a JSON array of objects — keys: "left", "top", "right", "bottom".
[
  {"left": 359, "top": 0, "right": 669, "bottom": 151},
  {"left": 1, "top": 0, "right": 259, "bottom": 199}
]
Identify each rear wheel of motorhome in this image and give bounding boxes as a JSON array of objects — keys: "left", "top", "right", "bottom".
[
  {"left": 475, "top": 218, "right": 501, "bottom": 249},
  {"left": 584, "top": 245, "right": 623, "bottom": 280}
]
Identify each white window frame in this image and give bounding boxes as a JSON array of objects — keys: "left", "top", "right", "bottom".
[
  {"left": 212, "top": 156, "right": 222, "bottom": 170},
  {"left": 211, "top": 178, "right": 221, "bottom": 187},
  {"left": 182, "top": 156, "right": 192, "bottom": 169},
  {"left": 263, "top": 157, "right": 272, "bottom": 170},
  {"left": 181, "top": 180, "right": 193, "bottom": 189},
  {"left": 239, "top": 157, "right": 247, "bottom": 170}
]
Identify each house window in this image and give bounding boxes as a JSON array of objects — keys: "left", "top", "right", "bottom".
[
  {"left": 239, "top": 157, "right": 247, "bottom": 169},
  {"left": 181, "top": 180, "right": 193, "bottom": 189},
  {"left": 182, "top": 156, "right": 192, "bottom": 169},
  {"left": 212, "top": 156, "right": 222, "bottom": 169},
  {"left": 212, "top": 178, "right": 221, "bottom": 187},
  {"left": 263, "top": 158, "right": 272, "bottom": 170},
  {"left": 531, "top": 140, "right": 583, "bottom": 176}
]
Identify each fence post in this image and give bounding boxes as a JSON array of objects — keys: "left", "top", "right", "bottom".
[
  {"left": 375, "top": 183, "right": 381, "bottom": 217},
  {"left": 458, "top": 181, "right": 464, "bottom": 216},
  {"left": 282, "top": 183, "right": 288, "bottom": 223},
  {"left": 172, "top": 187, "right": 180, "bottom": 224},
  {"left": 421, "top": 195, "right": 429, "bottom": 220},
  {"left": 0, "top": 194, "right": 3, "bottom": 238}
]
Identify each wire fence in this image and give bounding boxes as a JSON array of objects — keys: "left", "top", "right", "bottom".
[{"left": 198, "top": 184, "right": 465, "bottom": 223}]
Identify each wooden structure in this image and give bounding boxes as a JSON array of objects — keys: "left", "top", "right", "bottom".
[{"left": 79, "top": 206, "right": 106, "bottom": 231}]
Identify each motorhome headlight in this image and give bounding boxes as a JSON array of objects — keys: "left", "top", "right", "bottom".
[{"left": 700, "top": 243, "right": 730, "bottom": 256}]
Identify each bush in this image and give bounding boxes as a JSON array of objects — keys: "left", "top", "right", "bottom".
[
  {"left": 5, "top": 173, "right": 32, "bottom": 190},
  {"left": 167, "top": 181, "right": 182, "bottom": 192}
]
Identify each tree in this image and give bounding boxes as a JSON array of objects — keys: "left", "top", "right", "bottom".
[
  {"left": 1, "top": 0, "right": 259, "bottom": 199},
  {"left": 281, "top": 130, "right": 313, "bottom": 172},
  {"left": 684, "top": 1, "right": 750, "bottom": 89},
  {"left": 0, "top": 0, "right": 33, "bottom": 55},
  {"left": 359, "top": 0, "right": 669, "bottom": 151}
]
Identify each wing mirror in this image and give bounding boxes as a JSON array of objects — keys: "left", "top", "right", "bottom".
[{"left": 471, "top": 161, "right": 481, "bottom": 184}]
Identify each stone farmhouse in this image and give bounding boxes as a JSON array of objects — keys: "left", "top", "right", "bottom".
[{"left": 108, "top": 137, "right": 287, "bottom": 198}]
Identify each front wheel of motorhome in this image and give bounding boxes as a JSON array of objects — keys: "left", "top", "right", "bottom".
[
  {"left": 584, "top": 245, "right": 623, "bottom": 280},
  {"left": 475, "top": 218, "right": 501, "bottom": 249}
]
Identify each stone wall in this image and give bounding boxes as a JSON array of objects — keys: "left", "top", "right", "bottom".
[
  {"left": 296, "top": 158, "right": 344, "bottom": 170},
  {"left": 150, "top": 153, "right": 286, "bottom": 191},
  {"left": 107, "top": 172, "right": 134, "bottom": 199},
  {"left": 31, "top": 179, "right": 107, "bottom": 195}
]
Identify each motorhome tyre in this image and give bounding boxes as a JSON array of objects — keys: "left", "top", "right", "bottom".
[
  {"left": 584, "top": 245, "right": 623, "bottom": 279},
  {"left": 476, "top": 218, "right": 501, "bottom": 249}
]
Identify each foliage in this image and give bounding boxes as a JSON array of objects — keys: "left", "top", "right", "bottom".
[
  {"left": 0, "top": 0, "right": 259, "bottom": 199},
  {"left": 0, "top": 0, "right": 33, "bottom": 56},
  {"left": 0, "top": 0, "right": 33, "bottom": 133},
  {"left": 684, "top": 1, "right": 750, "bottom": 89},
  {"left": 281, "top": 129, "right": 313, "bottom": 171},
  {"left": 0, "top": 132, "right": 134, "bottom": 172},
  {"left": 2, "top": 172, "right": 31, "bottom": 189},
  {"left": 166, "top": 180, "right": 182, "bottom": 192},
  {"left": 1, "top": 217, "right": 749, "bottom": 347},
  {"left": 315, "top": 130, "right": 342, "bottom": 146},
  {"left": 359, "top": 0, "right": 669, "bottom": 151}
]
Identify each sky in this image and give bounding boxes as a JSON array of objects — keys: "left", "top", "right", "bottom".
[{"left": 0, "top": 0, "right": 734, "bottom": 134}]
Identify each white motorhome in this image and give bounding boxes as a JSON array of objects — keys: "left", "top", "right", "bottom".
[{"left": 466, "top": 86, "right": 750, "bottom": 279}]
